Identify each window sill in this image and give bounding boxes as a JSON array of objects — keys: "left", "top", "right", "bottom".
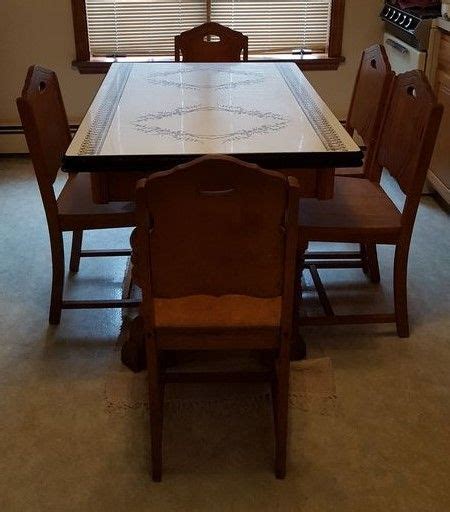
[{"left": 72, "top": 54, "right": 344, "bottom": 74}]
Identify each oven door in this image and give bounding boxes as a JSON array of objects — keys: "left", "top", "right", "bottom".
[{"left": 383, "top": 33, "right": 427, "bottom": 73}]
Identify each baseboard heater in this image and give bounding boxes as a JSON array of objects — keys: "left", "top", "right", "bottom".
[
  {"left": 0, "top": 124, "right": 79, "bottom": 135},
  {"left": 0, "top": 124, "right": 79, "bottom": 153}
]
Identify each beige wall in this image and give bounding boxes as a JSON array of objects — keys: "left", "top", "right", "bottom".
[
  {"left": 307, "top": 0, "right": 385, "bottom": 117},
  {"left": 0, "top": 0, "right": 384, "bottom": 150}
]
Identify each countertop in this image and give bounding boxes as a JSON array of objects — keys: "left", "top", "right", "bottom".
[{"left": 435, "top": 16, "right": 450, "bottom": 33}]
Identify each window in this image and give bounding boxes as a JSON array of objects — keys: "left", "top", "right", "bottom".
[{"left": 71, "top": 0, "right": 345, "bottom": 72}]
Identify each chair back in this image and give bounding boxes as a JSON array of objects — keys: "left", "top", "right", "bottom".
[
  {"left": 371, "top": 70, "right": 443, "bottom": 227},
  {"left": 17, "top": 66, "right": 71, "bottom": 190},
  {"left": 346, "top": 45, "right": 394, "bottom": 178},
  {"left": 131, "top": 155, "right": 299, "bottom": 332},
  {"left": 175, "top": 22, "right": 248, "bottom": 62}
]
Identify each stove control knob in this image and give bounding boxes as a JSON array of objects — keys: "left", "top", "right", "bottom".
[
  {"left": 389, "top": 9, "right": 397, "bottom": 20},
  {"left": 394, "top": 12, "right": 402, "bottom": 23},
  {"left": 404, "top": 17, "right": 413, "bottom": 29},
  {"left": 400, "top": 14, "right": 407, "bottom": 25}
]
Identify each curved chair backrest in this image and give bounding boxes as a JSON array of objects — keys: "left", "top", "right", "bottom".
[
  {"left": 17, "top": 66, "right": 72, "bottom": 228},
  {"left": 175, "top": 22, "right": 248, "bottom": 62},
  {"left": 17, "top": 66, "right": 71, "bottom": 190},
  {"left": 371, "top": 70, "right": 443, "bottom": 226},
  {"left": 131, "top": 154, "right": 299, "bottom": 322},
  {"left": 346, "top": 45, "right": 394, "bottom": 179}
]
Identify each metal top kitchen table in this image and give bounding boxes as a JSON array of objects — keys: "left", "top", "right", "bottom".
[
  {"left": 63, "top": 62, "right": 362, "bottom": 203},
  {"left": 62, "top": 61, "right": 363, "bottom": 370}
]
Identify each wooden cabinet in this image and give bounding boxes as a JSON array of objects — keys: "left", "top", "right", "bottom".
[
  {"left": 429, "top": 32, "right": 450, "bottom": 203},
  {"left": 438, "top": 33, "right": 450, "bottom": 71}
]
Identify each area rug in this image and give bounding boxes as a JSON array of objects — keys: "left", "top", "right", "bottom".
[{"left": 105, "top": 319, "right": 337, "bottom": 417}]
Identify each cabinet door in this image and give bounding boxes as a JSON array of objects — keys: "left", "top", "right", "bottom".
[
  {"left": 430, "top": 69, "right": 450, "bottom": 190},
  {"left": 439, "top": 33, "right": 450, "bottom": 72}
]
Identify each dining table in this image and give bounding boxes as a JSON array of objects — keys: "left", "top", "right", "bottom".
[{"left": 63, "top": 61, "right": 363, "bottom": 371}]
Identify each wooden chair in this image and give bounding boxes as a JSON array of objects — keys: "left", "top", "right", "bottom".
[
  {"left": 131, "top": 155, "right": 299, "bottom": 481},
  {"left": 175, "top": 22, "right": 248, "bottom": 62},
  {"left": 299, "top": 71, "right": 443, "bottom": 337},
  {"left": 337, "top": 44, "right": 394, "bottom": 179},
  {"left": 17, "top": 66, "right": 139, "bottom": 325},
  {"left": 296, "top": 46, "right": 394, "bottom": 283}
]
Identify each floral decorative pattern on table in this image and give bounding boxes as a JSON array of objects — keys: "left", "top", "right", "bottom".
[
  {"left": 143, "top": 65, "right": 265, "bottom": 91},
  {"left": 132, "top": 105, "right": 290, "bottom": 144}
]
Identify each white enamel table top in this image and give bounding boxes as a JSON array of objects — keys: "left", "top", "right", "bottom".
[{"left": 64, "top": 62, "right": 362, "bottom": 171}]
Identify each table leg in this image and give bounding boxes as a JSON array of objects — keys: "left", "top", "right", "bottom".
[{"left": 291, "top": 333, "right": 307, "bottom": 361}]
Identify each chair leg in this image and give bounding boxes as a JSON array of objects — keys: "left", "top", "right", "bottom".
[
  {"left": 291, "top": 259, "right": 307, "bottom": 361},
  {"left": 273, "top": 352, "right": 290, "bottom": 479},
  {"left": 360, "top": 244, "right": 369, "bottom": 275},
  {"left": 271, "top": 373, "right": 279, "bottom": 439},
  {"left": 146, "top": 334, "right": 164, "bottom": 482},
  {"left": 49, "top": 232, "right": 65, "bottom": 325},
  {"left": 69, "top": 230, "right": 83, "bottom": 273},
  {"left": 393, "top": 243, "right": 410, "bottom": 338},
  {"left": 366, "top": 244, "right": 381, "bottom": 284}
]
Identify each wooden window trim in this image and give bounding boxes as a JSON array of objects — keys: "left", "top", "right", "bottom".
[{"left": 71, "top": 0, "right": 345, "bottom": 74}]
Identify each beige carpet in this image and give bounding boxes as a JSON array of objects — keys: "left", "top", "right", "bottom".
[{"left": 2, "top": 158, "right": 450, "bottom": 511}]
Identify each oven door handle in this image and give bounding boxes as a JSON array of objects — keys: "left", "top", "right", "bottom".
[{"left": 385, "top": 38, "right": 409, "bottom": 55}]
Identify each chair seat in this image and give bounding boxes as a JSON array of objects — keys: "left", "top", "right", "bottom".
[
  {"left": 152, "top": 295, "right": 281, "bottom": 350},
  {"left": 57, "top": 173, "right": 135, "bottom": 230},
  {"left": 154, "top": 295, "right": 281, "bottom": 329},
  {"left": 299, "top": 176, "right": 402, "bottom": 244}
]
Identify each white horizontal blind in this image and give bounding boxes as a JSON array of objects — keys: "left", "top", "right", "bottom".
[
  {"left": 85, "top": 0, "right": 332, "bottom": 57},
  {"left": 86, "top": 0, "right": 207, "bottom": 57},
  {"left": 211, "top": 1, "right": 332, "bottom": 54}
]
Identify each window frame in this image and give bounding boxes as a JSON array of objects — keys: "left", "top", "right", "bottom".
[{"left": 71, "top": 0, "right": 345, "bottom": 73}]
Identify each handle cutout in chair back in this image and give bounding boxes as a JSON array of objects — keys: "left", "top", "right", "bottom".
[
  {"left": 370, "top": 58, "right": 377, "bottom": 69},
  {"left": 407, "top": 85, "right": 417, "bottom": 98},
  {"left": 39, "top": 81, "right": 47, "bottom": 93},
  {"left": 198, "top": 187, "right": 235, "bottom": 196},
  {"left": 203, "top": 35, "right": 221, "bottom": 43}
]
